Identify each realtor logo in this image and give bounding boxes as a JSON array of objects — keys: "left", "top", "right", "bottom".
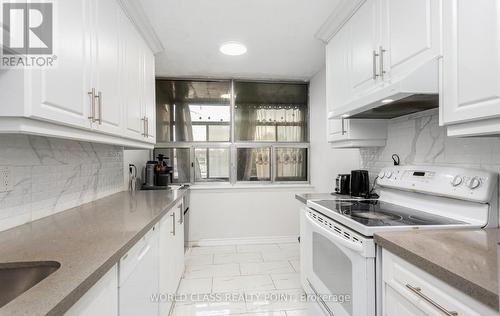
[{"left": 2, "top": 2, "right": 53, "bottom": 55}]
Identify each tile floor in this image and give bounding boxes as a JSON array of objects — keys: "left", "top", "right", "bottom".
[{"left": 171, "top": 242, "right": 315, "bottom": 316}]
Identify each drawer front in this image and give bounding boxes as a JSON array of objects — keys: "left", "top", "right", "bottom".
[{"left": 382, "top": 249, "right": 497, "bottom": 316}]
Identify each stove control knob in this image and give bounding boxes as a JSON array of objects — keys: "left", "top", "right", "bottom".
[
  {"left": 385, "top": 171, "right": 393, "bottom": 178},
  {"left": 451, "top": 175, "right": 463, "bottom": 187},
  {"left": 468, "top": 176, "right": 481, "bottom": 189}
]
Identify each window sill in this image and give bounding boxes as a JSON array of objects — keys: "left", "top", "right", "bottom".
[{"left": 189, "top": 183, "right": 315, "bottom": 191}]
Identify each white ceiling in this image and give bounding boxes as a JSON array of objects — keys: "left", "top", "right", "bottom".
[{"left": 138, "top": 0, "right": 341, "bottom": 81}]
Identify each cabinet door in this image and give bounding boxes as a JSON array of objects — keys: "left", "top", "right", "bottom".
[
  {"left": 441, "top": 0, "right": 500, "bottom": 125},
  {"left": 122, "top": 21, "right": 145, "bottom": 140},
  {"left": 349, "top": 0, "right": 380, "bottom": 95},
  {"left": 159, "top": 206, "right": 180, "bottom": 316},
  {"left": 327, "top": 119, "right": 349, "bottom": 142},
  {"left": 65, "top": 265, "right": 118, "bottom": 316},
  {"left": 92, "top": 0, "right": 123, "bottom": 135},
  {"left": 326, "top": 25, "right": 352, "bottom": 115},
  {"left": 384, "top": 285, "right": 426, "bottom": 316},
  {"left": 29, "top": 0, "right": 92, "bottom": 129},
  {"left": 143, "top": 47, "right": 156, "bottom": 143},
  {"left": 380, "top": 0, "right": 441, "bottom": 81},
  {"left": 174, "top": 204, "right": 185, "bottom": 281}
]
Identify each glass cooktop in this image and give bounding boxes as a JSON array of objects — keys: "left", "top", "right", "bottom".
[{"left": 312, "top": 200, "right": 466, "bottom": 227}]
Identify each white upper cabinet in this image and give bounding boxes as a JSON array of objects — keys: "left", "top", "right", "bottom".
[
  {"left": 442, "top": 0, "right": 500, "bottom": 136},
  {"left": 349, "top": 0, "right": 381, "bottom": 96},
  {"left": 326, "top": 0, "right": 441, "bottom": 117},
  {"left": 380, "top": 0, "right": 441, "bottom": 82},
  {"left": 123, "top": 21, "right": 146, "bottom": 140},
  {"left": 143, "top": 43, "right": 157, "bottom": 143},
  {"left": 92, "top": 0, "right": 123, "bottom": 135},
  {"left": 29, "top": 0, "right": 92, "bottom": 129},
  {"left": 326, "top": 25, "right": 351, "bottom": 116},
  {"left": 0, "top": 0, "right": 156, "bottom": 149},
  {"left": 122, "top": 22, "right": 156, "bottom": 143}
]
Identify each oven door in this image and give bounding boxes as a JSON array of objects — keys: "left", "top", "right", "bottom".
[{"left": 300, "top": 207, "right": 376, "bottom": 316}]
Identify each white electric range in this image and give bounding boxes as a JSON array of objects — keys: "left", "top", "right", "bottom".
[{"left": 300, "top": 165, "right": 498, "bottom": 316}]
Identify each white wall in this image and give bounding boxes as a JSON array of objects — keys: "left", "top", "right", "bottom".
[
  {"left": 309, "top": 67, "right": 360, "bottom": 192},
  {"left": 187, "top": 67, "right": 361, "bottom": 244},
  {"left": 189, "top": 187, "right": 309, "bottom": 244},
  {"left": 0, "top": 135, "right": 123, "bottom": 232}
]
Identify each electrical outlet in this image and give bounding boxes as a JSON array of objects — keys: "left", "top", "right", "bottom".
[{"left": 0, "top": 167, "right": 13, "bottom": 193}]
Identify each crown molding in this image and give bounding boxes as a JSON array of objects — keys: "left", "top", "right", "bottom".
[
  {"left": 315, "top": 0, "right": 366, "bottom": 43},
  {"left": 117, "top": 0, "right": 164, "bottom": 54}
]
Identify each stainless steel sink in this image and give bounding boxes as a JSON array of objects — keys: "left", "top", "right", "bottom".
[{"left": 0, "top": 261, "right": 60, "bottom": 308}]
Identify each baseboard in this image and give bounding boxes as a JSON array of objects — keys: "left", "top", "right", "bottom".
[{"left": 187, "top": 235, "right": 298, "bottom": 247}]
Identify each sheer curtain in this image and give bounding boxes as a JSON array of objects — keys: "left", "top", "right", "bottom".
[{"left": 255, "top": 105, "right": 305, "bottom": 180}]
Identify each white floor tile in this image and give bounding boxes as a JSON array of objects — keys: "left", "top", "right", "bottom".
[
  {"left": 289, "top": 260, "right": 300, "bottom": 273},
  {"left": 186, "top": 254, "right": 214, "bottom": 266},
  {"left": 277, "top": 243, "right": 299, "bottom": 252},
  {"left": 237, "top": 244, "right": 281, "bottom": 253},
  {"left": 233, "top": 312, "right": 287, "bottom": 316},
  {"left": 261, "top": 249, "right": 299, "bottom": 262},
  {"left": 240, "top": 261, "right": 294, "bottom": 276},
  {"left": 184, "top": 264, "right": 241, "bottom": 279},
  {"left": 212, "top": 275, "right": 275, "bottom": 293},
  {"left": 190, "top": 245, "right": 238, "bottom": 256},
  {"left": 172, "top": 301, "right": 247, "bottom": 316},
  {"left": 178, "top": 277, "right": 213, "bottom": 295},
  {"left": 285, "top": 309, "right": 313, "bottom": 316},
  {"left": 214, "top": 253, "right": 263, "bottom": 264},
  {"left": 245, "top": 289, "right": 309, "bottom": 313},
  {"left": 270, "top": 273, "right": 301, "bottom": 290}
]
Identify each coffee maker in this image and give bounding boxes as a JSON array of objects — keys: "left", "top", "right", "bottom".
[
  {"left": 142, "top": 154, "right": 173, "bottom": 190},
  {"left": 154, "top": 154, "right": 173, "bottom": 186}
]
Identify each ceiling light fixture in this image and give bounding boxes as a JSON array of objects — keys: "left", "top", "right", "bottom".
[
  {"left": 220, "top": 41, "right": 247, "bottom": 56},
  {"left": 381, "top": 99, "right": 394, "bottom": 104}
]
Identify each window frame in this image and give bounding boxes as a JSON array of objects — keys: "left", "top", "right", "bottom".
[{"left": 155, "top": 78, "right": 310, "bottom": 185}]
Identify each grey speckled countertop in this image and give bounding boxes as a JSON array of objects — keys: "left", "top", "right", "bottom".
[
  {"left": 375, "top": 229, "right": 499, "bottom": 311},
  {"left": 0, "top": 189, "right": 188, "bottom": 316},
  {"left": 295, "top": 192, "right": 351, "bottom": 204}
]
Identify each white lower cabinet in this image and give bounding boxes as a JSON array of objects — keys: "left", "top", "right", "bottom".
[
  {"left": 382, "top": 249, "right": 497, "bottom": 316},
  {"left": 328, "top": 118, "right": 387, "bottom": 148},
  {"left": 159, "top": 201, "right": 185, "bottom": 316},
  {"left": 119, "top": 224, "right": 160, "bottom": 316},
  {"left": 64, "top": 265, "right": 118, "bottom": 316}
]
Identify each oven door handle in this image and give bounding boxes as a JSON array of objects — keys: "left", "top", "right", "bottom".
[{"left": 306, "top": 212, "right": 364, "bottom": 253}]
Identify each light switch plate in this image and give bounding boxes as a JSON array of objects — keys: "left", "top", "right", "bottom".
[{"left": 0, "top": 167, "right": 13, "bottom": 192}]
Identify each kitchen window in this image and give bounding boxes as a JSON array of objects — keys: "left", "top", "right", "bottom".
[{"left": 155, "top": 79, "right": 309, "bottom": 185}]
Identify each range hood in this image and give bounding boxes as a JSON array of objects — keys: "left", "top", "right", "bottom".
[{"left": 329, "top": 59, "right": 439, "bottom": 120}]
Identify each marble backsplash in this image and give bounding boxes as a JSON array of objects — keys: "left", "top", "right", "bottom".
[
  {"left": 0, "top": 135, "right": 124, "bottom": 232},
  {"left": 360, "top": 109, "right": 500, "bottom": 179}
]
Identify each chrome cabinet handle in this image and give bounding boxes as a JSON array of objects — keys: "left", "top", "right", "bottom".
[
  {"left": 171, "top": 212, "right": 176, "bottom": 236},
  {"left": 405, "top": 284, "right": 458, "bottom": 316},
  {"left": 141, "top": 117, "right": 147, "bottom": 137},
  {"left": 372, "top": 50, "right": 380, "bottom": 79},
  {"left": 88, "top": 88, "right": 96, "bottom": 121},
  {"left": 379, "top": 46, "right": 387, "bottom": 79},
  {"left": 341, "top": 117, "right": 347, "bottom": 135},
  {"left": 95, "top": 91, "right": 102, "bottom": 125},
  {"left": 146, "top": 117, "right": 149, "bottom": 138}
]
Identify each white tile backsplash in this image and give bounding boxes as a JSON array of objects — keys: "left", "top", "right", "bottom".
[
  {"left": 360, "top": 109, "right": 500, "bottom": 226},
  {"left": 360, "top": 109, "right": 500, "bottom": 179},
  {"left": 0, "top": 135, "right": 123, "bottom": 232}
]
